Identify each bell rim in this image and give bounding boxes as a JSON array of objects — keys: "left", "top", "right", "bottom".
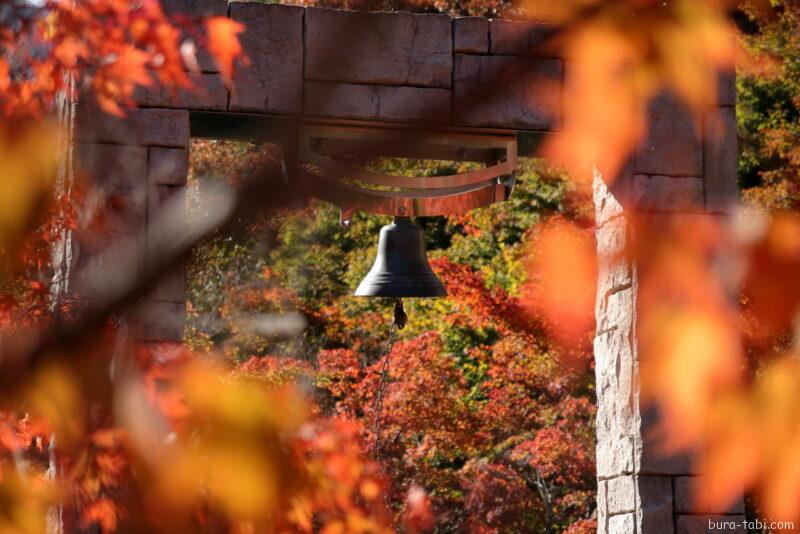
[{"left": 353, "top": 272, "right": 447, "bottom": 298}]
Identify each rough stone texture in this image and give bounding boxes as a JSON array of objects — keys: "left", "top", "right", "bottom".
[
  {"left": 598, "top": 480, "right": 608, "bottom": 534},
  {"left": 676, "top": 515, "right": 746, "bottom": 534},
  {"left": 72, "top": 143, "right": 148, "bottom": 285},
  {"left": 146, "top": 185, "right": 187, "bottom": 303},
  {"left": 490, "top": 20, "right": 554, "bottom": 56},
  {"left": 596, "top": 435, "right": 635, "bottom": 479},
  {"left": 631, "top": 175, "right": 705, "bottom": 212},
  {"left": 607, "top": 476, "right": 636, "bottom": 514},
  {"left": 161, "top": 0, "right": 228, "bottom": 72},
  {"left": 76, "top": 107, "right": 190, "bottom": 148},
  {"left": 635, "top": 93, "right": 703, "bottom": 177},
  {"left": 608, "top": 513, "right": 635, "bottom": 534},
  {"left": 454, "top": 17, "right": 489, "bottom": 53},
  {"left": 135, "top": 301, "right": 186, "bottom": 342},
  {"left": 454, "top": 54, "right": 562, "bottom": 129},
  {"left": 703, "top": 107, "right": 738, "bottom": 213},
  {"left": 304, "top": 81, "right": 451, "bottom": 123},
  {"left": 637, "top": 476, "right": 675, "bottom": 533},
  {"left": 229, "top": 2, "right": 304, "bottom": 113},
  {"left": 594, "top": 165, "right": 631, "bottom": 226},
  {"left": 74, "top": 143, "right": 149, "bottom": 239},
  {"left": 305, "top": 8, "right": 452, "bottom": 88},
  {"left": 135, "top": 73, "right": 227, "bottom": 110},
  {"left": 674, "top": 477, "right": 745, "bottom": 514},
  {"left": 148, "top": 148, "right": 188, "bottom": 186}
]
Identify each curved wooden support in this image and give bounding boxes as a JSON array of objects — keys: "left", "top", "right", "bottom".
[{"left": 298, "top": 121, "right": 518, "bottom": 218}]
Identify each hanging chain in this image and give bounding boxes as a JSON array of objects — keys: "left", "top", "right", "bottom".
[{"left": 372, "top": 299, "right": 406, "bottom": 506}]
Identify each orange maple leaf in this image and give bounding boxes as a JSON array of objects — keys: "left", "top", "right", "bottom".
[{"left": 205, "top": 17, "right": 247, "bottom": 86}]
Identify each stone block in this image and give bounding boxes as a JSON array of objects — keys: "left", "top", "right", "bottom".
[
  {"left": 73, "top": 143, "right": 148, "bottom": 286},
  {"left": 594, "top": 164, "right": 632, "bottom": 227},
  {"left": 229, "top": 2, "right": 304, "bottom": 113},
  {"left": 135, "top": 301, "right": 186, "bottom": 342},
  {"left": 160, "top": 0, "right": 228, "bottom": 72},
  {"left": 638, "top": 505, "right": 675, "bottom": 534},
  {"left": 75, "top": 144, "right": 149, "bottom": 235},
  {"left": 676, "top": 515, "right": 746, "bottom": 534},
  {"left": 76, "top": 107, "right": 189, "bottom": 148},
  {"left": 148, "top": 148, "right": 188, "bottom": 186},
  {"left": 454, "top": 54, "right": 562, "bottom": 129},
  {"left": 673, "top": 477, "right": 745, "bottom": 514},
  {"left": 631, "top": 175, "right": 704, "bottom": 213},
  {"left": 135, "top": 72, "right": 227, "bottom": 110},
  {"left": 595, "top": 215, "right": 633, "bottom": 303},
  {"left": 304, "top": 81, "right": 451, "bottom": 123},
  {"left": 597, "top": 435, "right": 634, "bottom": 478},
  {"left": 454, "top": 17, "right": 488, "bottom": 53},
  {"left": 703, "top": 107, "right": 738, "bottom": 213},
  {"left": 607, "top": 476, "right": 636, "bottom": 514},
  {"left": 637, "top": 475, "right": 676, "bottom": 532},
  {"left": 635, "top": 93, "right": 703, "bottom": 176},
  {"left": 145, "top": 171, "right": 187, "bottom": 304},
  {"left": 608, "top": 512, "right": 635, "bottom": 534},
  {"left": 637, "top": 475, "right": 674, "bottom": 507},
  {"left": 597, "top": 479, "right": 608, "bottom": 534},
  {"left": 305, "top": 8, "right": 452, "bottom": 88},
  {"left": 490, "top": 19, "right": 554, "bottom": 56}
]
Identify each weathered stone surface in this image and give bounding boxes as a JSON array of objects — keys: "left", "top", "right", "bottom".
[
  {"left": 674, "top": 477, "right": 745, "bottom": 514},
  {"left": 135, "top": 301, "right": 186, "bottom": 342},
  {"left": 305, "top": 8, "right": 452, "bottom": 88},
  {"left": 454, "top": 54, "right": 562, "bottom": 129},
  {"left": 598, "top": 480, "right": 608, "bottom": 534},
  {"left": 631, "top": 175, "right": 704, "bottom": 212},
  {"left": 595, "top": 328, "right": 637, "bottom": 448},
  {"left": 73, "top": 144, "right": 148, "bottom": 284},
  {"left": 76, "top": 107, "right": 189, "bottom": 147},
  {"left": 304, "top": 81, "right": 451, "bottom": 123},
  {"left": 676, "top": 515, "right": 746, "bottom": 534},
  {"left": 607, "top": 476, "right": 636, "bottom": 514},
  {"left": 135, "top": 73, "right": 227, "bottom": 110},
  {"left": 608, "top": 512, "right": 635, "bottom": 534},
  {"left": 703, "top": 107, "right": 738, "bottom": 213},
  {"left": 454, "top": 17, "right": 488, "bottom": 53},
  {"left": 594, "top": 166, "right": 631, "bottom": 227},
  {"left": 635, "top": 93, "right": 703, "bottom": 176},
  {"left": 160, "top": 0, "right": 228, "bottom": 72},
  {"left": 229, "top": 2, "right": 304, "bottom": 113},
  {"left": 146, "top": 184, "right": 187, "bottom": 303},
  {"left": 75, "top": 144, "right": 149, "bottom": 235},
  {"left": 148, "top": 148, "right": 188, "bottom": 186},
  {"left": 490, "top": 20, "right": 554, "bottom": 56},
  {"left": 597, "top": 434, "right": 635, "bottom": 478},
  {"left": 595, "top": 216, "right": 633, "bottom": 315},
  {"left": 636, "top": 475, "right": 675, "bottom": 533},
  {"left": 638, "top": 505, "right": 675, "bottom": 534}
]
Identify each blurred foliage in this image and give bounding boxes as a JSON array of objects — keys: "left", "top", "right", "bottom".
[{"left": 737, "top": 1, "right": 800, "bottom": 210}]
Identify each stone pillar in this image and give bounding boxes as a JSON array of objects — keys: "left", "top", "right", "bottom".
[
  {"left": 593, "top": 71, "right": 743, "bottom": 534},
  {"left": 74, "top": 106, "right": 190, "bottom": 342}
]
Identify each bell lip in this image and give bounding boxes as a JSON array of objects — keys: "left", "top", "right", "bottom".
[
  {"left": 353, "top": 274, "right": 447, "bottom": 298},
  {"left": 353, "top": 287, "right": 448, "bottom": 298}
]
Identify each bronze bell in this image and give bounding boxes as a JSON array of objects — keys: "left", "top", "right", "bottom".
[{"left": 355, "top": 217, "right": 447, "bottom": 298}]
